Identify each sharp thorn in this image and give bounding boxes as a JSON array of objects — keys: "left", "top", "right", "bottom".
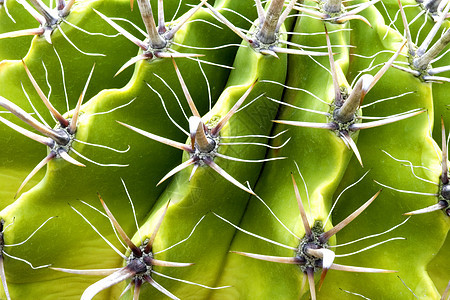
[
  {"left": 70, "top": 63, "right": 95, "bottom": 134},
  {"left": 117, "top": 121, "right": 193, "bottom": 152},
  {"left": 204, "top": 2, "right": 252, "bottom": 45},
  {"left": 145, "top": 276, "right": 180, "bottom": 300},
  {"left": 204, "top": 158, "right": 255, "bottom": 195},
  {"left": 339, "top": 131, "right": 363, "bottom": 167},
  {"left": 291, "top": 173, "right": 312, "bottom": 236},
  {"left": 272, "top": 120, "right": 337, "bottom": 130},
  {"left": 171, "top": 57, "right": 200, "bottom": 117},
  {"left": 260, "top": 49, "right": 279, "bottom": 58},
  {"left": 22, "top": 59, "right": 68, "bottom": 127},
  {"left": 365, "top": 40, "right": 407, "bottom": 96},
  {"left": 58, "top": 150, "right": 86, "bottom": 167},
  {"left": 441, "top": 117, "right": 448, "bottom": 184},
  {"left": 97, "top": 193, "right": 141, "bottom": 256},
  {"left": 320, "top": 190, "right": 381, "bottom": 242},
  {"left": 330, "top": 263, "right": 396, "bottom": 273},
  {"left": 50, "top": 267, "right": 121, "bottom": 276},
  {"left": 324, "top": 25, "right": 341, "bottom": 104},
  {"left": 277, "top": 0, "right": 297, "bottom": 31},
  {"left": 144, "top": 200, "right": 170, "bottom": 253},
  {"left": 0, "top": 256, "right": 11, "bottom": 300},
  {"left": 133, "top": 280, "right": 141, "bottom": 300},
  {"left": 93, "top": 8, "right": 147, "bottom": 51},
  {"left": 154, "top": 52, "right": 203, "bottom": 58},
  {"left": 80, "top": 267, "right": 135, "bottom": 300},
  {"left": 0, "top": 96, "right": 65, "bottom": 143},
  {"left": 211, "top": 80, "right": 258, "bottom": 136},
  {"left": 115, "top": 54, "right": 151, "bottom": 77},
  {"left": 231, "top": 251, "right": 300, "bottom": 264},
  {"left": 396, "top": 0, "right": 414, "bottom": 55},
  {"left": 294, "top": 5, "right": 328, "bottom": 19},
  {"left": 0, "top": 28, "right": 45, "bottom": 40},
  {"left": 156, "top": 158, "right": 196, "bottom": 186},
  {"left": 403, "top": 201, "right": 447, "bottom": 215},
  {"left": 165, "top": 0, "right": 210, "bottom": 40},
  {"left": 0, "top": 115, "right": 52, "bottom": 146},
  {"left": 270, "top": 46, "right": 329, "bottom": 57},
  {"left": 335, "top": 14, "right": 372, "bottom": 28},
  {"left": 189, "top": 164, "right": 199, "bottom": 181},
  {"left": 15, "top": 152, "right": 56, "bottom": 198},
  {"left": 349, "top": 109, "right": 425, "bottom": 131},
  {"left": 255, "top": 0, "right": 266, "bottom": 26},
  {"left": 306, "top": 267, "right": 316, "bottom": 300},
  {"left": 149, "top": 259, "right": 193, "bottom": 268}
]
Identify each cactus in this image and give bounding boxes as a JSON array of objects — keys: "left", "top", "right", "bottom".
[{"left": 0, "top": 0, "right": 448, "bottom": 299}]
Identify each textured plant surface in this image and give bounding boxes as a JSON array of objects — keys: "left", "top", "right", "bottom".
[{"left": 0, "top": 0, "right": 448, "bottom": 299}]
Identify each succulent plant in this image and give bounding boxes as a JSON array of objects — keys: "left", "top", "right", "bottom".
[{"left": 0, "top": 0, "right": 448, "bottom": 299}]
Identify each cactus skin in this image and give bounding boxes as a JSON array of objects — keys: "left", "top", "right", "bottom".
[
  {"left": 319, "top": 3, "right": 448, "bottom": 299},
  {"left": 0, "top": 1, "right": 259, "bottom": 298},
  {"left": 125, "top": 31, "right": 288, "bottom": 299},
  {"left": 0, "top": 0, "right": 150, "bottom": 208},
  {"left": 375, "top": 0, "right": 450, "bottom": 142},
  {"left": 0, "top": 0, "right": 44, "bottom": 60},
  {"left": 210, "top": 17, "right": 352, "bottom": 299},
  {"left": 0, "top": 0, "right": 449, "bottom": 300}
]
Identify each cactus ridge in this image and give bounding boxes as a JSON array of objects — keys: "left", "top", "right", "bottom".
[
  {"left": 0, "top": 215, "right": 56, "bottom": 300},
  {"left": 375, "top": 118, "right": 450, "bottom": 216},
  {"left": 391, "top": 0, "right": 450, "bottom": 82},
  {"left": 117, "top": 60, "right": 268, "bottom": 194},
  {"left": 0, "top": 0, "right": 449, "bottom": 299},
  {"left": 93, "top": 0, "right": 209, "bottom": 76},
  {"left": 51, "top": 196, "right": 207, "bottom": 300},
  {"left": 0, "top": 60, "right": 133, "bottom": 199}
]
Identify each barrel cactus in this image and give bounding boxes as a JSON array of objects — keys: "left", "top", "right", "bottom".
[{"left": 0, "top": 0, "right": 448, "bottom": 299}]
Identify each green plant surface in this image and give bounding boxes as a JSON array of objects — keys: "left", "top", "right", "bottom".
[
  {"left": 0, "top": 0, "right": 48, "bottom": 61},
  {"left": 209, "top": 16, "right": 352, "bottom": 299},
  {"left": 0, "top": 1, "right": 260, "bottom": 298},
  {"left": 318, "top": 3, "right": 449, "bottom": 299},
  {"left": 0, "top": 0, "right": 448, "bottom": 299},
  {"left": 123, "top": 34, "right": 288, "bottom": 299},
  {"left": 0, "top": 0, "right": 147, "bottom": 208},
  {"left": 375, "top": 0, "right": 450, "bottom": 142}
]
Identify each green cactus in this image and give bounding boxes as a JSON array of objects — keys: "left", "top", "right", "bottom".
[{"left": 0, "top": 0, "right": 448, "bottom": 299}]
